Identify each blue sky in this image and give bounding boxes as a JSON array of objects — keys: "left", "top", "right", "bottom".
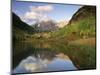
[{"left": 12, "top": 0, "right": 82, "bottom": 25}]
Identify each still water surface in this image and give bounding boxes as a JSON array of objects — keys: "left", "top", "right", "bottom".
[{"left": 13, "top": 41, "right": 77, "bottom": 73}]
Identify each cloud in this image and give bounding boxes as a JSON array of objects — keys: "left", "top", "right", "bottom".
[
  {"left": 24, "top": 11, "right": 42, "bottom": 20},
  {"left": 22, "top": 5, "right": 54, "bottom": 25},
  {"left": 40, "top": 14, "right": 51, "bottom": 22},
  {"left": 30, "top": 5, "right": 53, "bottom": 12},
  {"left": 14, "top": 10, "right": 19, "bottom": 13}
]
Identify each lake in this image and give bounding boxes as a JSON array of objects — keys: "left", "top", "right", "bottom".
[{"left": 12, "top": 40, "right": 96, "bottom": 74}]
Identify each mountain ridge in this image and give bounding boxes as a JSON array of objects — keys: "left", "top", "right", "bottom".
[
  {"left": 12, "top": 12, "right": 36, "bottom": 41},
  {"left": 68, "top": 6, "right": 96, "bottom": 25},
  {"left": 50, "top": 6, "right": 96, "bottom": 41}
]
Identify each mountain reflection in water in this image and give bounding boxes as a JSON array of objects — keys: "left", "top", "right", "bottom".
[
  {"left": 13, "top": 53, "right": 77, "bottom": 73},
  {"left": 13, "top": 42, "right": 77, "bottom": 74}
]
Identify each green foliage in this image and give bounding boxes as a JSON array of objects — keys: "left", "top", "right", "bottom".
[
  {"left": 50, "top": 16, "right": 96, "bottom": 40},
  {"left": 13, "top": 6, "right": 96, "bottom": 71},
  {"left": 65, "top": 44, "right": 96, "bottom": 69},
  {"left": 12, "top": 13, "right": 36, "bottom": 42},
  {"left": 14, "top": 40, "right": 96, "bottom": 69}
]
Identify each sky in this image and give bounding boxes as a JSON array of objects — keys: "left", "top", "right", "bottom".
[{"left": 12, "top": 0, "right": 82, "bottom": 25}]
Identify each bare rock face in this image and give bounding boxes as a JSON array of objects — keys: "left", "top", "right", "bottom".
[
  {"left": 37, "top": 20, "right": 58, "bottom": 31},
  {"left": 56, "top": 20, "right": 69, "bottom": 28}
]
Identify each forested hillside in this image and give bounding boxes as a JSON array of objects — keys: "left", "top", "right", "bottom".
[
  {"left": 12, "top": 13, "right": 36, "bottom": 41},
  {"left": 50, "top": 6, "right": 96, "bottom": 41}
]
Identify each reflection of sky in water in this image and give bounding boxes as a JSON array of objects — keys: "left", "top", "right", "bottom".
[{"left": 13, "top": 53, "right": 77, "bottom": 73}]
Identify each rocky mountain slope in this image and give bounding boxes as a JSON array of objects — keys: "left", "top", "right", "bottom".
[{"left": 32, "top": 20, "right": 58, "bottom": 32}]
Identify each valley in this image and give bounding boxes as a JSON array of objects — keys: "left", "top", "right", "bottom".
[{"left": 12, "top": 5, "right": 96, "bottom": 73}]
